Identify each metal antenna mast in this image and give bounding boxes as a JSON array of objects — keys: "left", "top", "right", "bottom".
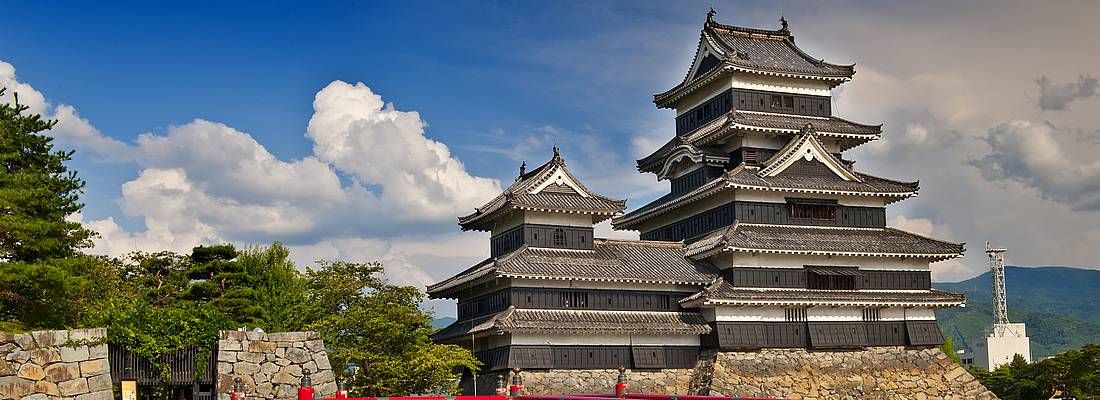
[{"left": 986, "top": 242, "right": 1009, "bottom": 325}]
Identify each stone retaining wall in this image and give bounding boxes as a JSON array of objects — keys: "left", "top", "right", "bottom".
[
  {"left": 469, "top": 347, "right": 996, "bottom": 400},
  {"left": 0, "top": 329, "right": 112, "bottom": 400},
  {"left": 215, "top": 331, "right": 335, "bottom": 400},
  {"left": 707, "top": 347, "right": 996, "bottom": 400}
]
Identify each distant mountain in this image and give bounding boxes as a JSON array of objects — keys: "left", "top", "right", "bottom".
[
  {"left": 935, "top": 266, "right": 1100, "bottom": 358},
  {"left": 432, "top": 316, "right": 456, "bottom": 329}
]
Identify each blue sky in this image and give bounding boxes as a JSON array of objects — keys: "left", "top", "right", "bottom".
[{"left": 3, "top": 1, "right": 1099, "bottom": 315}]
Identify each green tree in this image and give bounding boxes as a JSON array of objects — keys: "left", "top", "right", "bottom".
[
  {"left": 0, "top": 88, "right": 99, "bottom": 329},
  {"left": 304, "top": 260, "right": 478, "bottom": 396},
  {"left": 941, "top": 336, "right": 961, "bottom": 363}
]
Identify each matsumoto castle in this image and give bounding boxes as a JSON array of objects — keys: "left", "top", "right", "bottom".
[{"left": 430, "top": 10, "right": 966, "bottom": 382}]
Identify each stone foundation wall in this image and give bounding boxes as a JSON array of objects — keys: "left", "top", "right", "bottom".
[
  {"left": 708, "top": 347, "right": 996, "bottom": 400},
  {"left": 469, "top": 347, "right": 997, "bottom": 400},
  {"left": 215, "top": 331, "right": 336, "bottom": 400},
  {"left": 0, "top": 329, "right": 112, "bottom": 400}
]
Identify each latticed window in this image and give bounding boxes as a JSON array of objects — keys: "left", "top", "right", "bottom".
[
  {"left": 743, "top": 150, "right": 758, "bottom": 164},
  {"left": 785, "top": 308, "right": 808, "bottom": 322},
  {"left": 561, "top": 291, "right": 588, "bottom": 308},
  {"left": 862, "top": 308, "right": 882, "bottom": 322},
  {"left": 789, "top": 203, "right": 836, "bottom": 220},
  {"left": 552, "top": 228, "right": 566, "bottom": 246}
]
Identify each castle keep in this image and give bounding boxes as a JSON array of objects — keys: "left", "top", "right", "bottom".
[{"left": 429, "top": 11, "right": 993, "bottom": 399}]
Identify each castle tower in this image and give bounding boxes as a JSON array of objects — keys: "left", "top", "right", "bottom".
[
  {"left": 614, "top": 11, "right": 965, "bottom": 351},
  {"left": 974, "top": 243, "right": 1031, "bottom": 370}
]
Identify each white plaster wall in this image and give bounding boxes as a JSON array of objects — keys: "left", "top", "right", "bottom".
[
  {"left": 524, "top": 211, "right": 594, "bottom": 227},
  {"left": 731, "top": 72, "right": 832, "bottom": 96},
  {"left": 509, "top": 278, "right": 698, "bottom": 292},
  {"left": 709, "top": 306, "right": 933, "bottom": 322},
  {"left": 511, "top": 333, "right": 699, "bottom": 346},
  {"left": 675, "top": 76, "right": 734, "bottom": 115},
  {"left": 721, "top": 253, "right": 930, "bottom": 271},
  {"left": 713, "top": 306, "right": 786, "bottom": 322},
  {"left": 807, "top": 307, "right": 862, "bottom": 322},
  {"left": 732, "top": 189, "right": 888, "bottom": 208},
  {"left": 741, "top": 134, "right": 789, "bottom": 150},
  {"left": 904, "top": 308, "right": 937, "bottom": 321}
]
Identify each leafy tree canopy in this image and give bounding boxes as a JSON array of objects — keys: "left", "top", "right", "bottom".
[
  {"left": 972, "top": 345, "right": 1100, "bottom": 399},
  {"left": 0, "top": 88, "right": 99, "bottom": 330}
]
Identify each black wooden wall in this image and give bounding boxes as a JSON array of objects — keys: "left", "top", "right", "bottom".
[
  {"left": 476, "top": 345, "right": 701, "bottom": 371},
  {"left": 732, "top": 89, "right": 831, "bottom": 117},
  {"left": 722, "top": 267, "right": 932, "bottom": 291},
  {"left": 490, "top": 224, "right": 595, "bottom": 257},
  {"left": 640, "top": 200, "right": 886, "bottom": 242},
  {"left": 457, "top": 288, "right": 693, "bottom": 319},
  {"left": 674, "top": 88, "right": 833, "bottom": 136},
  {"left": 670, "top": 166, "right": 726, "bottom": 196},
  {"left": 709, "top": 320, "right": 943, "bottom": 350}
]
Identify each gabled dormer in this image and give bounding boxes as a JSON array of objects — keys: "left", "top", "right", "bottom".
[
  {"left": 757, "top": 124, "right": 861, "bottom": 182},
  {"left": 459, "top": 148, "right": 627, "bottom": 257}
]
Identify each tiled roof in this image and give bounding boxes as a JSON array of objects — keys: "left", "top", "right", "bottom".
[
  {"left": 427, "top": 238, "right": 720, "bottom": 298},
  {"left": 635, "top": 137, "right": 730, "bottom": 174},
  {"left": 458, "top": 150, "right": 626, "bottom": 231},
  {"left": 679, "top": 112, "right": 881, "bottom": 149},
  {"left": 432, "top": 308, "right": 712, "bottom": 342},
  {"left": 613, "top": 164, "right": 918, "bottom": 229},
  {"left": 681, "top": 279, "right": 966, "bottom": 308},
  {"left": 685, "top": 222, "right": 965, "bottom": 260},
  {"left": 727, "top": 165, "right": 919, "bottom": 195},
  {"left": 655, "top": 14, "right": 854, "bottom": 108}
]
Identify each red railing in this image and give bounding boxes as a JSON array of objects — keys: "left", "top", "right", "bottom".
[{"left": 247, "top": 368, "right": 783, "bottom": 400}]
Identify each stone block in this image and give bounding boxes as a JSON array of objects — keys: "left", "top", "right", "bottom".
[
  {"left": 23, "top": 393, "right": 49, "bottom": 400},
  {"left": 267, "top": 332, "right": 308, "bottom": 342},
  {"left": 0, "top": 376, "right": 35, "bottom": 399},
  {"left": 245, "top": 331, "right": 266, "bottom": 341},
  {"left": 87, "top": 373, "right": 112, "bottom": 392},
  {"left": 58, "top": 377, "right": 89, "bottom": 396},
  {"left": 85, "top": 328, "right": 107, "bottom": 339},
  {"left": 0, "top": 359, "right": 15, "bottom": 375},
  {"left": 0, "top": 343, "right": 15, "bottom": 354},
  {"left": 79, "top": 358, "right": 109, "bottom": 377},
  {"left": 0, "top": 333, "right": 12, "bottom": 344},
  {"left": 29, "top": 348, "right": 62, "bottom": 365},
  {"left": 220, "top": 340, "right": 243, "bottom": 352},
  {"left": 313, "top": 354, "right": 331, "bottom": 371},
  {"left": 234, "top": 362, "right": 261, "bottom": 375},
  {"left": 238, "top": 351, "right": 265, "bottom": 363},
  {"left": 5, "top": 350, "right": 30, "bottom": 364},
  {"left": 304, "top": 340, "right": 325, "bottom": 352},
  {"left": 260, "top": 362, "right": 279, "bottom": 375},
  {"left": 88, "top": 344, "right": 108, "bottom": 359},
  {"left": 75, "top": 389, "right": 114, "bottom": 400},
  {"left": 13, "top": 334, "right": 36, "bottom": 351},
  {"left": 255, "top": 382, "right": 274, "bottom": 397},
  {"left": 17, "top": 363, "right": 46, "bottom": 381},
  {"left": 60, "top": 345, "right": 90, "bottom": 363},
  {"left": 32, "top": 331, "right": 66, "bottom": 348},
  {"left": 217, "top": 362, "right": 233, "bottom": 375},
  {"left": 34, "top": 380, "right": 60, "bottom": 396},
  {"left": 248, "top": 341, "right": 277, "bottom": 353},
  {"left": 219, "top": 331, "right": 247, "bottom": 341},
  {"left": 284, "top": 348, "right": 311, "bottom": 364},
  {"left": 281, "top": 364, "right": 302, "bottom": 377},
  {"left": 271, "top": 371, "right": 297, "bottom": 385},
  {"left": 44, "top": 362, "right": 80, "bottom": 382},
  {"left": 316, "top": 381, "right": 338, "bottom": 397},
  {"left": 302, "top": 361, "right": 317, "bottom": 374},
  {"left": 67, "top": 329, "right": 90, "bottom": 342},
  {"left": 218, "top": 350, "right": 237, "bottom": 363},
  {"left": 313, "top": 369, "right": 335, "bottom": 385}
]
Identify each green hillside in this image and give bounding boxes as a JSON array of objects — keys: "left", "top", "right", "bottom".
[{"left": 935, "top": 266, "right": 1100, "bottom": 358}]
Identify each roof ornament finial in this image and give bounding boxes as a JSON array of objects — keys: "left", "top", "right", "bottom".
[
  {"left": 706, "top": 8, "right": 716, "bottom": 23},
  {"left": 552, "top": 145, "right": 561, "bottom": 161},
  {"left": 518, "top": 161, "right": 526, "bottom": 178},
  {"left": 779, "top": 16, "right": 789, "bottom": 32}
]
